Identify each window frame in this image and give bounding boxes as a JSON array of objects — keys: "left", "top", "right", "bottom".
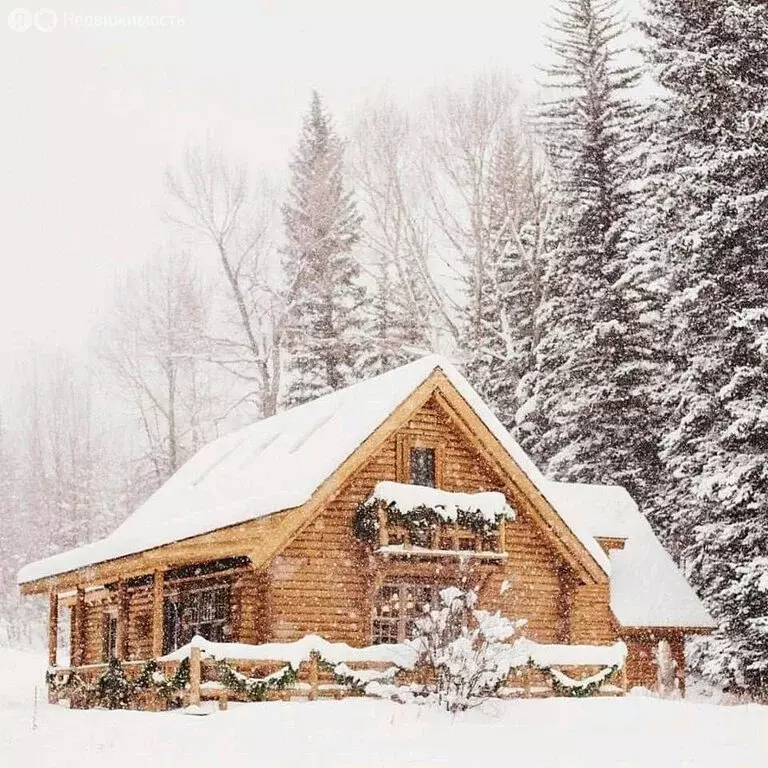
[
  {"left": 371, "top": 582, "right": 440, "bottom": 645},
  {"left": 162, "top": 581, "right": 231, "bottom": 655},
  {"left": 396, "top": 435, "right": 445, "bottom": 487}
]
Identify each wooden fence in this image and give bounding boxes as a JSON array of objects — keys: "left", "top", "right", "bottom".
[{"left": 50, "top": 649, "right": 627, "bottom": 710}]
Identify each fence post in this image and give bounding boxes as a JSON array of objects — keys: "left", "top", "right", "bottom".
[
  {"left": 189, "top": 645, "right": 201, "bottom": 707},
  {"left": 308, "top": 653, "right": 319, "bottom": 701}
]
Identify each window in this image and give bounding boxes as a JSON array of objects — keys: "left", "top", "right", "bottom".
[
  {"left": 410, "top": 447, "right": 436, "bottom": 487},
  {"left": 162, "top": 583, "right": 230, "bottom": 655},
  {"left": 102, "top": 611, "right": 118, "bottom": 661},
  {"left": 372, "top": 583, "right": 438, "bottom": 644}
]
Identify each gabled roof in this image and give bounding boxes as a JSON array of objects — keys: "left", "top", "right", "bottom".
[
  {"left": 16, "top": 355, "right": 714, "bottom": 631},
  {"left": 18, "top": 356, "right": 608, "bottom": 584}
]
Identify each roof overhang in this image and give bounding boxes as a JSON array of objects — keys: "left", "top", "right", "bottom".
[{"left": 19, "top": 364, "right": 610, "bottom": 594}]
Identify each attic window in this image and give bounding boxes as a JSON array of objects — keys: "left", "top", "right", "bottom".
[{"left": 410, "top": 448, "right": 436, "bottom": 487}]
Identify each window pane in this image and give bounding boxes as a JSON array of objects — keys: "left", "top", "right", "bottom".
[
  {"left": 410, "top": 448, "right": 436, "bottom": 487},
  {"left": 373, "top": 583, "right": 439, "bottom": 644},
  {"left": 163, "top": 583, "right": 230, "bottom": 652}
]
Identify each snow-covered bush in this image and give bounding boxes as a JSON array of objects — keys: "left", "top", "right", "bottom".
[{"left": 411, "top": 586, "right": 526, "bottom": 712}]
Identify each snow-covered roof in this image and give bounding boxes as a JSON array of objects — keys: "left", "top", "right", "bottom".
[
  {"left": 546, "top": 481, "right": 715, "bottom": 630},
  {"left": 17, "top": 354, "right": 714, "bottom": 631},
  {"left": 19, "top": 355, "right": 609, "bottom": 584}
]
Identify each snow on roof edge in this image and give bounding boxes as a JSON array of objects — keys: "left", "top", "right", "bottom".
[
  {"left": 19, "top": 355, "right": 611, "bottom": 584},
  {"left": 18, "top": 357, "right": 447, "bottom": 584}
]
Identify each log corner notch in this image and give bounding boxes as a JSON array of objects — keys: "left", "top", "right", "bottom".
[
  {"left": 151, "top": 569, "right": 165, "bottom": 658},
  {"left": 71, "top": 587, "right": 86, "bottom": 667},
  {"left": 115, "top": 579, "right": 127, "bottom": 661},
  {"left": 47, "top": 588, "right": 58, "bottom": 667}
]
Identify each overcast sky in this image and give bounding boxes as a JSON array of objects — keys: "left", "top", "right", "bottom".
[{"left": 0, "top": 0, "right": 642, "bottom": 365}]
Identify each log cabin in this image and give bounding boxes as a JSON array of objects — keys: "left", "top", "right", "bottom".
[{"left": 18, "top": 356, "right": 714, "bottom": 702}]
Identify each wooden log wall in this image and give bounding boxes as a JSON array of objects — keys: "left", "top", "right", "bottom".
[
  {"left": 265, "top": 396, "right": 598, "bottom": 646},
  {"left": 569, "top": 584, "right": 617, "bottom": 645},
  {"left": 623, "top": 632, "right": 686, "bottom": 693},
  {"left": 232, "top": 568, "right": 267, "bottom": 644},
  {"left": 66, "top": 395, "right": 621, "bottom": 663}
]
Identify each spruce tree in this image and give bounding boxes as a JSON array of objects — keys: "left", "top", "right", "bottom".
[
  {"left": 282, "top": 92, "right": 365, "bottom": 407},
  {"left": 528, "top": 0, "right": 666, "bottom": 502},
  {"left": 356, "top": 252, "right": 429, "bottom": 377},
  {"left": 467, "top": 127, "right": 547, "bottom": 436},
  {"left": 642, "top": 0, "right": 768, "bottom": 695}
]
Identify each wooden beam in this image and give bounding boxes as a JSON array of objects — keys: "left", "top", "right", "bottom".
[
  {"left": 72, "top": 587, "right": 85, "bottom": 667},
  {"left": 378, "top": 502, "right": 388, "bottom": 547},
  {"left": 151, "top": 570, "right": 164, "bottom": 658},
  {"left": 115, "top": 579, "right": 127, "bottom": 661},
  {"left": 189, "top": 645, "right": 201, "bottom": 706},
  {"left": 48, "top": 589, "right": 58, "bottom": 667},
  {"left": 308, "top": 653, "right": 319, "bottom": 701}
]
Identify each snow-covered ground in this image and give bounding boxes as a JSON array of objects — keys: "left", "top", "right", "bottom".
[{"left": 2, "top": 648, "right": 767, "bottom": 768}]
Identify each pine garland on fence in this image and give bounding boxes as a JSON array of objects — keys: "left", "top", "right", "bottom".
[
  {"left": 45, "top": 654, "right": 619, "bottom": 706},
  {"left": 534, "top": 662, "right": 618, "bottom": 698},
  {"left": 46, "top": 658, "right": 191, "bottom": 709},
  {"left": 214, "top": 660, "right": 297, "bottom": 702},
  {"left": 314, "top": 652, "right": 367, "bottom": 695}
]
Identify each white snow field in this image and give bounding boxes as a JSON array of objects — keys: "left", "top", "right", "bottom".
[{"left": 2, "top": 649, "right": 768, "bottom": 768}]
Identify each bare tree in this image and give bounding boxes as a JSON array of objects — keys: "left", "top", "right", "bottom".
[
  {"left": 352, "top": 99, "right": 457, "bottom": 349},
  {"left": 420, "top": 73, "right": 524, "bottom": 349},
  {"left": 165, "top": 148, "right": 286, "bottom": 417},
  {"left": 100, "top": 251, "right": 215, "bottom": 491},
  {"left": 1, "top": 354, "right": 127, "bottom": 648}
]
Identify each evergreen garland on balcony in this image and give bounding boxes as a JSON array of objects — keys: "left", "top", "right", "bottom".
[{"left": 354, "top": 499, "right": 507, "bottom": 546}]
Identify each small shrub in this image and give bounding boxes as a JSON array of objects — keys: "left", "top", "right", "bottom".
[{"left": 411, "top": 586, "right": 526, "bottom": 712}]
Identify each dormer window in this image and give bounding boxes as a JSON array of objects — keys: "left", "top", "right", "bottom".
[{"left": 410, "top": 447, "right": 436, "bottom": 487}]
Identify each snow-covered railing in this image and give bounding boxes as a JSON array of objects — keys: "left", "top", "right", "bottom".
[
  {"left": 48, "top": 634, "right": 629, "bottom": 708},
  {"left": 162, "top": 633, "right": 419, "bottom": 669},
  {"left": 160, "top": 634, "right": 627, "bottom": 703},
  {"left": 355, "top": 481, "right": 515, "bottom": 551},
  {"left": 510, "top": 639, "right": 627, "bottom": 669},
  {"left": 367, "top": 482, "right": 515, "bottom": 524}
]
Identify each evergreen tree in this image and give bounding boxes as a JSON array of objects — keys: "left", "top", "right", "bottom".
[
  {"left": 356, "top": 252, "right": 429, "bottom": 377},
  {"left": 527, "top": 0, "right": 666, "bottom": 502},
  {"left": 282, "top": 92, "right": 365, "bottom": 407},
  {"left": 642, "top": 0, "right": 768, "bottom": 695},
  {"left": 466, "top": 126, "right": 548, "bottom": 436}
]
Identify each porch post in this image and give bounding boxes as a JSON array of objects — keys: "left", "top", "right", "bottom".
[
  {"left": 115, "top": 579, "right": 127, "bottom": 661},
  {"left": 151, "top": 569, "right": 164, "bottom": 658},
  {"left": 72, "top": 587, "right": 85, "bottom": 667},
  {"left": 47, "top": 589, "right": 58, "bottom": 667}
]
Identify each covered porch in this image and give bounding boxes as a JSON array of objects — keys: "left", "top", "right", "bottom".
[{"left": 45, "top": 555, "right": 264, "bottom": 672}]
